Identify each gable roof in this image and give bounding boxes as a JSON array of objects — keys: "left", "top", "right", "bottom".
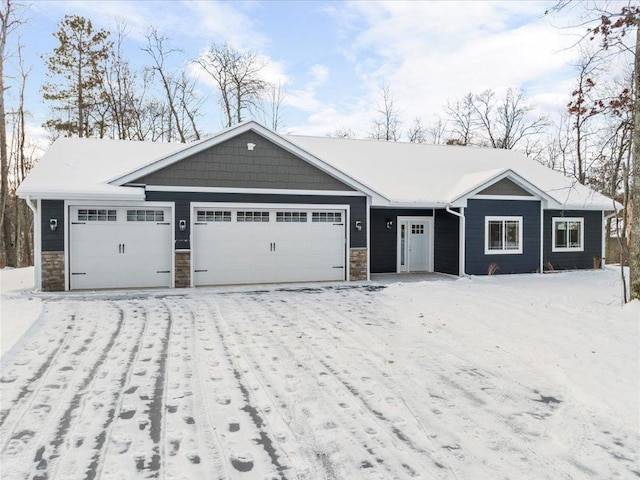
[
  {"left": 17, "top": 122, "right": 616, "bottom": 211},
  {"left": 285, "top": 135, "right": 616, "bottom": 210}
]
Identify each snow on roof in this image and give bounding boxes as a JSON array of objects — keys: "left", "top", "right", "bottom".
[
  {"left": 17, "top": 137, "right": 184, "bottom": 200},
  {"left": 18, "top": 130, "right": 616, "bottom": 211},
  {"left": 285, "top": 135, "right": 616, "bottom": 210}
]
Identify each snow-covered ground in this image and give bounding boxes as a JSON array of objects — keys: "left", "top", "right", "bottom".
[{"left": 0, "top": 267, "right": 638, "bottom": 479}]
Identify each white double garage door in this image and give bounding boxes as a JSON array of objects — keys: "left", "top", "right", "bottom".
[{"left": 69, "top": 204, "right": 347, "bottom": 290}]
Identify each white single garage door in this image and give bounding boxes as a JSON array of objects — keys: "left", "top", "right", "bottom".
[
  {"left": 69, "top": 206, "right": 172, "bottom": 290},
  {"left": 193, "top": 207, "right": 346, "bottom": 286}
]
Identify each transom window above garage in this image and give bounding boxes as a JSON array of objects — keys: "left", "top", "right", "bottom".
[
  {"left": 276, "top": 211, "right": 307, "bottom": 222},
  {"left": 77, "top": 209, "right": 117, "bottom": 221},
  {"left": 127, "top": 210, "right": 165, "bottom": 222},
  {"left": 196, "top": 210, "right": 231, "bottom": 222},
  {"left": 312, "top": 212, "right": 342, "bottom": 223},
  {"left": 552, "top": 217, "right": 584, "bottom": 252},
  {"left": 237, "top": 211, "right": 270, "bottom": 222}
]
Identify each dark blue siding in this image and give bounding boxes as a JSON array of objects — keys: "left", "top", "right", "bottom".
[
  {"left": 145, "top": 191, "right": 367, "bottom": 249},
  {"left": 41, "top": 200, "right": 65, "bottom": 252},
  {"left": 370, "top": 208, "right": 433, "bottom": 273},
  {"left": 434, "top": 209, "right": 459, "bottom": 275},
  {"left": 465, "top": 199, "right": 541, "bottom": 275},
  {"left": 543, "top": 210, "right": 602, "bottom": 270}
]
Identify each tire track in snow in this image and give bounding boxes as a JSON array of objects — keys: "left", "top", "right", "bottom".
[
  {"left": 51, "top": 301, "right": 148, "bottom": 480},
  {"left": 25, "top": 301, "right": 127, "bottom": 480},
  {"left": 215, "top": 292, "right": 450, "bottom": 479},
  {"left": 0, "top": 302, "right": 77, "bottom": 430},
  {"left": 205, "top": 297, "right": 290, "bottom": 479}
]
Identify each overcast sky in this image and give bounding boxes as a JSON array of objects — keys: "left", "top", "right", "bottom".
[{"left": 9, "top": 0, "right": 622, "bottom": 141}]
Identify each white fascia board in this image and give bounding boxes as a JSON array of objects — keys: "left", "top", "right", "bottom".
[
  {"left": 145, "top": 185, "right": 366, "bottom": 197},
  {"left": 18, "top": 188, "right": 145, "bottom": 202},
  {"left": 110, "top": 121, "right": 384, "bottom": 203},
  {"left": 449, "top": 169, "right": 554, "bottom": 207},
  {"left": 379, "top": 200, "right": 449, "bottom": 209}
]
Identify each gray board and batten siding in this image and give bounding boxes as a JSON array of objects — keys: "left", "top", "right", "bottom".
[
  {"left": 41, "top": 199, "right": 65, "bottom": 252},
  {"left": 543, "top": 210, "right": 602, "bottom": 270},
  {"left": 145, "top": 191, "right": 367, "bottom": 251},
  {"left": 465, "top": 199, "right": 541, "bottom": 275},
  {"left": 133, "top": 130, "right": 354, "bottom": 192}
]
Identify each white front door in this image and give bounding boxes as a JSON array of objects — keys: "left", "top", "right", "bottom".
[
  {"left": 192, "top": 207, "right": 346, "bottom": 286},
  {"left": 69, "top": 206, "right": 172, "bottom": 290},
  {"left": 397, "top": 217, "right": 433, "bottom": 273}
]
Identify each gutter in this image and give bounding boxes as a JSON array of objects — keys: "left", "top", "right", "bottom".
[{"left": 446, "top": 205, "right": 466, "bottom": 276}]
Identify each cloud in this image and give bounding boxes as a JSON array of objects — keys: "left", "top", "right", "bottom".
[{"left": 304, "top": 0, "right": 591, "bottom": 137}]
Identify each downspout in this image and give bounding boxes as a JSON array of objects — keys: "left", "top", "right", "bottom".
[
  {"left": 24, "top": 196, "right": 40, "bottom": 290},
  {"left": 602, "top": 210, "right": 618, "bottom": 267},
  {"left": 446, "top": 205, "right": 466, "bottom": 276}
]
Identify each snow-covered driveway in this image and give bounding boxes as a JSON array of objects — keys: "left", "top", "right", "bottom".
[{"left": 1, "top": 269, "right": 638, "bottom": 479}]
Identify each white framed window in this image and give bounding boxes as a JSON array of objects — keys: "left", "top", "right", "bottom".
[
  {"left": 276, "top": 211, "right": 307, "bottom": 222},
  {"left": 485, "top": 216, "right": 523, "bottom": 254},
  {"left": 237, "top": 211, "right": 269, "bottom": 222},
  {"left": 196, "top": 210, "right": 231, "bottom": 222},
  {"left": 126, "top": 209, "right": 165, "bottom": 222},
  {"left": 78, "top": 209, "right": 117, "bottom": 222},
  {"left": 312, "top": 212, "right": 342, "bottom": 223},
  {"left": 552, "top": 217, "right": 584, "bottom": 252}
]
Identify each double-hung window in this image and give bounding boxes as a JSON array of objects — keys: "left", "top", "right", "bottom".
[
  {"left": 552, "top": 218, "right": 584, "bottom": 252},
  {"left": 485, "top": 216, "right": 523, "bottom": 254}
]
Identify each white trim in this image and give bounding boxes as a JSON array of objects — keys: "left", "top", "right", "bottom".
[
  {"left": 395, "top": 216, "right": 434, "bottom": 273},
  {"left": 65, "top": 200, "right": 175, "bottom": 290},
  {"left": 540, "top": 202, "right": 544, "bottom": 273},
  {"left": 145, "top": 185, "right": 365, "bottom": 197},
  {"left": 450, "top": 169, "right": 555, "bottom": 207},
  {"left": 33, "top": 198, "right": 42, "bottom": 290},
  {"left": 469, "top": 194, "right": 541, "bottom": 201},
  {"left": 366, "top": 196, "right": 371, "bottom": 281},
  {"left": 551, "top": 217, "right": 584, "bottom": 253},
  {"left": 484, "top": 216, "right": 523, "bottom": 255}
]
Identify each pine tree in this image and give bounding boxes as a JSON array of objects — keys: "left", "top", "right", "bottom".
[{"left": 42, "top": 15, "right": 111, "bottom": 138}]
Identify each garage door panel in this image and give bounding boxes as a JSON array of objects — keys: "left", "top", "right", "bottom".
[
  {"left": 193, "top": 207, "right": 346, "bottom": 286},
  {"left": 69, "top": 206, "right": 172, "bottom": 290}
]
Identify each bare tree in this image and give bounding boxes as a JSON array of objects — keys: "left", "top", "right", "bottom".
[
  {"left": 196, "top": 43, "right": 267, "bottom": 127},
  {"left": 369, "top": 82, "right": 401, "bottom": 141},
  {"left": 327, "top": 127, "right": 356, "bottom": 139},
  {"left": 407, "top": 117, "right": 427, "bottom": 143},
  {"left": 445, "top": 93, "right": 475, "bottom": 145},
  {"left": 264, "top": 80, "right": 286, "bottom": 131},
  {"left": 142, "top": 28, "right": 201, "bottom": 142},
  {"left": 427, "top": 116, "right": 448, "bottom": 145},
  {"left": 0, "top": 0, "right": 26, "bottom": 267}
]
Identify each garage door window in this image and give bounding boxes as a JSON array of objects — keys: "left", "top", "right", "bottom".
[
  {"left": 197, "top": 210, "right": 231, "bottom": 222},
  {"left": 127, "top": 210, "right": 165, "bottom": 222},
  {"left": 78, "top": 209, "right": 117, "bottom": 221},
  {"left": 276, "top": 212, "right": 307, "bottom": 222},
  {"left": 312, "top": 212, "right": 342, "bottom": 223},
  {"left": 237, "top": 211, "right": 270, "bottom": 222}
]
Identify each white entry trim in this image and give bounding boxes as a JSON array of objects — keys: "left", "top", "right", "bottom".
[
  {"left": 65, "top": 200, "right": 175, "bottom": 291},
  {"left": 396, "top": 216, "right": 434, "bottom": 273},
  {"left": 190, "top": 202, "right": 351, "bottom": 285}
]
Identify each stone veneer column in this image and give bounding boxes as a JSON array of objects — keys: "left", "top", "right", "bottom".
[
  {"left": 175, "top": 251, "right": 191, "bottom": 288},
  {"left": 41, "top": 252, "right": 65, "bottom": 291},
  {"left": 349, "top": 248, "right": 368, "bottom": 281}
]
